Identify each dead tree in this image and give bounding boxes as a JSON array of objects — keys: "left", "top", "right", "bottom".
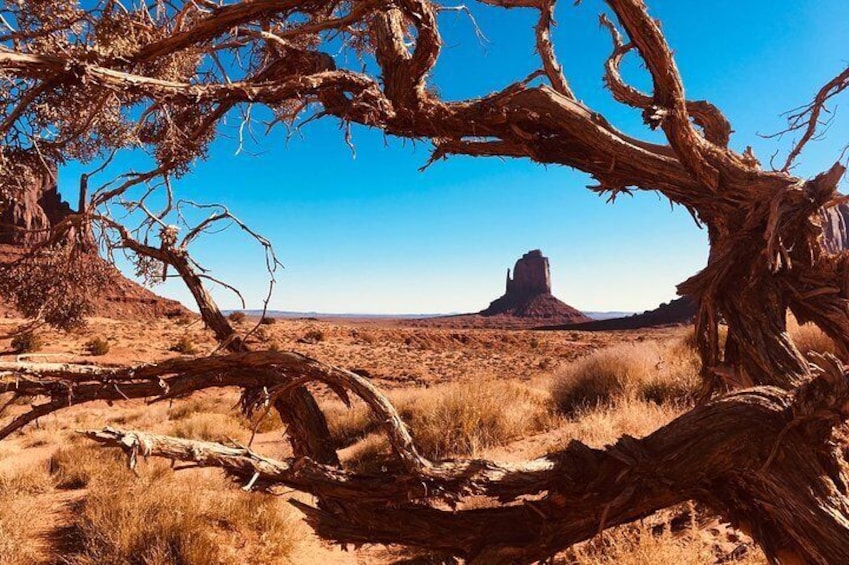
[{"left": 2, "top": 0, "right": 849, "bottom": 562}]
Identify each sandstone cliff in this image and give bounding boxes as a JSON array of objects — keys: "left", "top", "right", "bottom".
[{"left": 0, "top": 167, "right": 186, "bottom": 320}]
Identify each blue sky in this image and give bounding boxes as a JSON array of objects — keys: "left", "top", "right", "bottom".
[{"left": 61, "top": 0, "right": 849, "bottom": 314}]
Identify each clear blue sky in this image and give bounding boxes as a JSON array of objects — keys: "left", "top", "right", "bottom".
[{"left": 61, "top": 0, "right": 849, "bottom": 314}]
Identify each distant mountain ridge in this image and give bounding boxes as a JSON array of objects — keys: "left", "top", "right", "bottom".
[{"left": 230, "top": 310, "right": 449, "bottom": 320}]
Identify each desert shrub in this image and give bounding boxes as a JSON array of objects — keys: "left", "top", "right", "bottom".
[
  {"left": 342, "top": 433, "right": 392, "bottom": 472},
  {"left": 327, "top": 381, "right": 554, "bottom": 460},
  {"left": 213, "top": 490, "right": 303, "bottom": 563},
  {"left": 788, "top": 318, "right": 837, "bottom": 357},
  {"left": 167, "top": 396, "right": 231, "bottom": 421},
  {"left": 66, "top": 468, "right": 302, "bottom": 565},
  {"left": 260, "top": 316, "right": 276, "bottom": 325},
  {"left": 569, "top": 519, "right": 767, "bottom": 565},
  {"left": 557, "top": 398, "right": 683, "bottom": 450},
  {"left": 10, "top": 331, "right": 42, "bottom": 353},
  {"left": 299, "top": 328, "right": 325, "bottom": 344},
  {"left": 640, "top": 339, "right": 701, "bottom": 405},
  {"left": 0, "top": 465, "right": 53, "bottom": 497},
  {"left": 84, "top": 337, "right": 110, "bottom": 356},
  {"left": 400, "top": 382, "right": 554, "bottom": 458},
  {"left": 67, "top": 474, "right": 218, "bottom": 565},
  {"left": 228, "top": 311, "right": 246, "bottom": 323},
  {"left": 174, "top": 314, "right": 194, "bottom": 326},
  {"left": 552, "top": 343, "right": 651, "bottom": 412},
  {"left": 170, "top": 334, "right": 199, "bottom": 355},
  {"left": 252, "top": 327, "right": 271, "bottom": 343},
  {"left": 325, "top": 400, "right": 380, "bottom": 447},
  {"left": 356, "top": 331, "right": 376, "bottom": 345},
  {"left": 170, "top": 412, "right": 247, "bottom": 443},
  {"left": 552, "top": 340, "right": 700, "bottom": 415}
]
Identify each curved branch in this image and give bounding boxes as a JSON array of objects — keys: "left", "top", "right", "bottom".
[
  {"left": 0, "top": 349, "right": 425, "bottom": 471},
  {"left": 477, "top": 0, "right": 574, "bottom": 98},
  {"left": 604, "top": 0, "right": 722, "bottom": 189},
  {"left": 599, "top": 14, "right": 731, "bottom": 147}
]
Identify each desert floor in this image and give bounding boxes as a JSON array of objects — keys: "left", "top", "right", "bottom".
[{"left": 0, "top": 314, "right": 801, "bottom": 564}]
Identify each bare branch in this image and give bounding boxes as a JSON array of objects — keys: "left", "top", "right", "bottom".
[{"left": 776, "top": 65, "right": 849, "bottom": 171}]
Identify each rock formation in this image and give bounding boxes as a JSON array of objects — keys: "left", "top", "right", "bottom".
[
  {"left": 0, "top": 162, "right": 71, "bottom": 246},
  {"left": 0, "top": 164, "right": 186, "bottom": 319},
  {"left": 552, "top": 296, "right": 695, "bottom": 331},
  {"left": 481, "top": 250, "right": 590, "bottom": 323}
]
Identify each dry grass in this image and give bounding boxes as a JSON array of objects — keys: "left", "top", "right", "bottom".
[
  {"left": 342, "top": 433, "right": 392, "bottom": 472},
  {"left": 0, "top": 465, "right": 54, "bottom": 565},
  {"left": 330, "top": 381, "right": 555, "bottom": 461},
  {"left": 169, "top": 412, "right": 248, "bottom": 443},
  {"left": 48, "top": 444, "right": 304, "bottom": 565},
  {"left": 787, "top": 317, "right": 837, "bottom": 357},
  {"left": 399, "top": 382, "right": 554, "bottom": 459},
  {"left": 0, "top": 316, "right": 765, "bottom": 563},
  {"left": 561, "top": 398, "right": 683, "bottom": 449},
  {"left": 569, "top": 521, "right": 766, "bottom": 565},
  {"left": 551, "top": 339, "right": 700, "bottom": 415},
  {"left": 49, "top": 444, "right": 126, "bottom": 490}
]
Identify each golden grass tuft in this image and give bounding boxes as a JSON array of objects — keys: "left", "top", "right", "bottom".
[
  {"left": 169, "top": 412, "right": 248, "bottom": 443},
  {"left": 329, "top": 381, "right": 556, "bottom": 461},
  {"left": 399, "top": 382, "right": 554, "bottom": 459},
  {"left": 49, "top": 444, "right": 127, "bottom": 490},
  {"left": 787, "top": 317, "right": 837, "bottom": 357},
  {"left": 551, "top": 339, "right": 700, "bottom": 415},
  {"left": 561, "top": 398, "right": 683, "bottom": 449},
  {"left": 570, "top": 521, "right": 766, "bottom": 565}
]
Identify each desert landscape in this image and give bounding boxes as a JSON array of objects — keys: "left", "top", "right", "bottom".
[
  {"left": 3, "top": 0, "right": 849, "bottom": 564},
  {"left": 4, "top": 311, "right": 820, "bottom": 564}
]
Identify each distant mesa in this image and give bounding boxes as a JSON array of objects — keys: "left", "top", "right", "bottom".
[
  {"left": 550, "top": 296, "right": 696, "bottom": 332},
  {"left": 480, "top": 250, "right": 590, "bottom": 324},
  {"left": 0, "top": 163, "right": 186, "bottom": 320}
]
